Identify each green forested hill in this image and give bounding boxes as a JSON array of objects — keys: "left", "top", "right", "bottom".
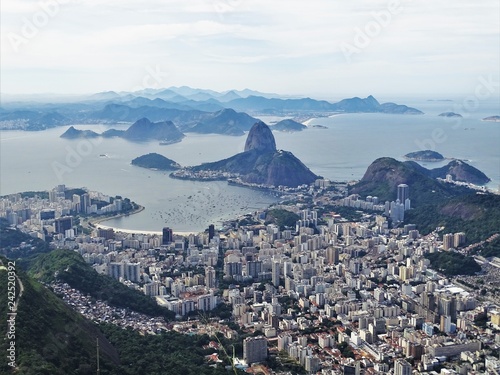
[
  {"left": 0, "top": 262, "right": 120, "bottom": 375},
  {"left": 405, "top": 193, "right": 500, "bottom": 244}
]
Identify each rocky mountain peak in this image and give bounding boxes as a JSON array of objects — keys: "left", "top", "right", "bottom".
[{"left": 244, "top": 121, "right": 277, "bottom": 153}]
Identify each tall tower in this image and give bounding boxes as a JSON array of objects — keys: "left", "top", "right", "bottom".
[
  {"left": 272, "top": 261, "right": 280, "bottom": 287},
  {"left": 397, "top": 184, "right": 409, "bottom": 204},
  {"left": 208, "top": 224, "right": 215, "bottom": 240},
  {"left": 162, "top": 227, "right": 173, "bottom": 245},
  {"left": 205, "top": 266, "right": 216, "bottom": 289}
]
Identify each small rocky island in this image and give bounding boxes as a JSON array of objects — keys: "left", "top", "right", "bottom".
[
  {"left": 438, "top": 112, "right": 462, "bottom": 118},
  {"left": 131, "top": 153, "right": 180, "bottom": 170},
  {"left": 483, "top": 116, "right": 500, "bottom": 122},
  {"left": 404, "top": 150, "right": 445, "bottom": 162},
  {"left": 271, "top": 119, "right": 307, "bottom": 132}
]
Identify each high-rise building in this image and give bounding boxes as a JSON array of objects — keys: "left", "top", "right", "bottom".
[
  {"left": 208, "top": 224, "right": 215, "bottom": 240},
  {"left": 162, "top": 227, "right": 173, "bottom": 245},
  {"left": 443, "top": 233, "right": 454, "bottom": 250},
  {"left": 98, "top": 228, "right": 115, "bottom": 240},
  {"left": 326, "top": 246, "right": 340, "bottom": 265},
  {"left": 454, "top": 232, "right": 466, "bottom": 248},
  {"left": 246, "top": 261, "right": 262, "bottom": 279},
  {"left": 124, "top": 263, "right": 141, "bottom": 282},
  {"left": 272, "top": 261, "right": 280, "bottom": 287},
  {"left": 243, "top": 336, "right": 267, "bottom": 364},
  {"left": 54, "top": 216, "right": 73, "bottom": 234},
  {"left": 397, "top": 184, "right": 409, "bottom": 204},
  {"left": 394, "top": 358, "right": 412, "bottom": 375},
  {"left": 80, "top": 193, "right": 90, "bottom": 214},
  {"left": 109, "top": 262, "right": 124, "bottom": 279},
  {"left": 205, "top": 266, "right": 216, "bottom": 288},
  {"left": 224, "top": 262, "right": 242, "bottom": 279}
]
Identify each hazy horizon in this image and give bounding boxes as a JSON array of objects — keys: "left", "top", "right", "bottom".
[{"left": 1, "top": 0, "right": 499, "bottom": 99}]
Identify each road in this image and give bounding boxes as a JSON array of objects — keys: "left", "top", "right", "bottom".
[{"left": 0, "top": 258, "right": 24, "bottom": 312}]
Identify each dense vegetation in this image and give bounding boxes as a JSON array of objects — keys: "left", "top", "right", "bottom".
[
  {"left": 265, "top": 208, "right": 300, "bottom": 229},
  {"left": 20, "top": 191, "right": 50, "bottom": 199},
  {"left": 0, "top": 264, "right": 120, "bottom": 375},
  {"left": 100, "top": 324, "right": 242, "bottom": 375},
  {"left": 406, "top": 193, "right": 500, "bottom": 244},
  {"left": 28, "top": 249, "right": 175, "bottom": 320},
  {"left": 425, "top": 251, "right": 481, "bottom": 276},
  {"left": 477, "top": 238, "right": 500, "bottom": 258},
  {"left": 0, "top": 258, "right": 245, "bottom": 375},
  {"left": 131, "top": 153, "right": 180, "bottom": 170}
]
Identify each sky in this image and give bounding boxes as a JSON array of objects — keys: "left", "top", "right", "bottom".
[{"left": 1, "top": 0, "right": 499, "bottom": 100}]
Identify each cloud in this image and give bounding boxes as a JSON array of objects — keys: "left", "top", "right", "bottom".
[{"left": 1, "top": 0, "right": 498, "bottom": 95}]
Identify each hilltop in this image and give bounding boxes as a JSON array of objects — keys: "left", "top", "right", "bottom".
[
  {"left": 122, "top": 118, "right": 184, "bottom": 141},
  {"left": 428, "top": 159, "right": 490, "bottom": 185},
  {"left": 60, "top": 118, "right": 185, "bottom": 142},
  {"left": 187, "top": 108, "right": 258, "bottom": 136},
  {"left": 350, "top": 157, "right": 475, "bottom": 206},
  {"left": 60, "top": 126, "right": 100, "bottom": 139}
]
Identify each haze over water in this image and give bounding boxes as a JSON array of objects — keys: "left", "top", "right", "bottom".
[{"left": 1, "top": 99, "right": 498, "bottom": 232}]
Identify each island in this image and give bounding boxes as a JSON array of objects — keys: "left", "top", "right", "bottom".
[
  {"left": 438, "top": 112, "right": 462, "bottom": 118},
  {"left": 270, "top": 119, "right": 307, "bottom": 132},
  {"left": 483, "top": 115, "right": 500, "bottom": 122},
  {"left": 131, "top": 153, "right": 180, "bottom": 170},
  {"left": 404, "top": 150, "right": 445, "bottom": 162}
]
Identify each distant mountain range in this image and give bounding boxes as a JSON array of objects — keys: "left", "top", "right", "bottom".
[{"left": 1, "top": 87, "right": 424, "bottom": 131}]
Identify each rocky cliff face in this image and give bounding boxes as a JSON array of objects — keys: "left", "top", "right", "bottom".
[
  {"left": 244, "top": 121, "right": 277, "bottom": 152},
  {"left": 189, "top": 121, "right": 317, "bottom": 187}
]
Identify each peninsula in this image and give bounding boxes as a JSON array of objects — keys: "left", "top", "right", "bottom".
[{"left": 171, "top": 121, "right": 318, "bottom": 187}]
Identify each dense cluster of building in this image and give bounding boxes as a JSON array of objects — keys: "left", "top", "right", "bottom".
[
  {"left": 0, "top": 184, "right": 124, "bottom": 239},
  {"left": 2, "top": 182, "right": 500, "bottom": 374}
]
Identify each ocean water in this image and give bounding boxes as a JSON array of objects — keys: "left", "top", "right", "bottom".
[{"left": 0, "top": 99, "right": 498, "bottom": 231}]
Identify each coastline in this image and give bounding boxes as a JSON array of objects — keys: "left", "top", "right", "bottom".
[
  {"left": 90, "top": 204, "right": 199, "bottom": 236},
  {"left": 89, "top": 204, "right": 146, "bottom": 227}
]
